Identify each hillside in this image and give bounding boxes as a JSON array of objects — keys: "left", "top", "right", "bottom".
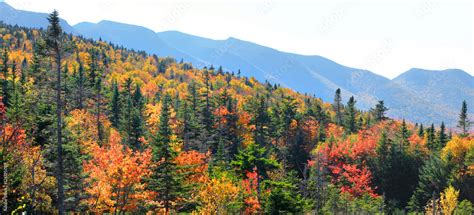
[
  {"left": 1, "top": 2, "right": 471, "bottom": 127},
  {"left": 0, "top": 9, "right": 473, "bottom": 215}
]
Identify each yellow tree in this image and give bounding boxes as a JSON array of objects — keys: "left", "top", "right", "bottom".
[
  {"left": 440, "top": 186, "right": 459, "bottom": 215},
  {"left": 196, "top": 176, "right": 240, "bottom": 214}
]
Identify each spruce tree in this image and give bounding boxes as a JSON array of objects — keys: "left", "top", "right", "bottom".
[
  {"left": 44, "top": 10, "right": 68, "bottom": 214},
  {"left": 457, "top": 100, "right": 471, "bottom": 136},
  {"left": 333, "top": 88, "right": 343, "bottom": 125},
  {"left": 344, "top": 96, "right": 357, "bottom": 133},
  {"left": 1, "top": 48, "right": 10, "bottom": 107},
  {"left": 110, "top": 80, "right": 120, "bottom": 128},
  {"left": 372, "top": 100, "right": 389, "bottom": 122},
  {"left": 148, "top": 94, "right": 183, "bottom": 213},
  {"left": 418, "top": 123, "right": 424, "bottom": 137},
  {"left": 437, "top": 122, "right": 447, "bottom": 150}
]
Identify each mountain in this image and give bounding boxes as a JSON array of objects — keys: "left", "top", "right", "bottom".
[
  {"left": 0, "top": 2, "right": 471, "bottom": 128},
  {"left": 393, "top": 68, "right": 474, "bottom": 112},
  {"left": 74, "top": 21, "right": 197, "bottom": 62},
  {"left": 0, "top": 2, "right": 75, "bottom": 33}
]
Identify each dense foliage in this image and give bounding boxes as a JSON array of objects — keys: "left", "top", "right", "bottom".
[{"left": 0, "top": 12, "right": 472, "bottom": 214}]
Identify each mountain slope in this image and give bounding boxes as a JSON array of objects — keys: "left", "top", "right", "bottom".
[
  {"left": 74, "top": 21, "right": 199, "bottom": 63},
  {"left": 0, "top": 2, "right": 471, "bottom": 127},
  {"left": 0, "top": 2, "right": 75, "bottom": 33}
]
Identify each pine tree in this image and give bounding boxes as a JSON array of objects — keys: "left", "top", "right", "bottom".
[
  {"left": 74, "top": 57, "right": 85, "bottom": 109},
  {"left": 148, "top": 94, "right": 184, "bottom": 213},
  {"left": 253, "top": 96, "right": 270, "bottom": 147},
  {"left": 426, "top": 124, "right": 437, "bottom": 151},
  {"left": 457, "top": 100, "right": 471, "bottom": 136},
  {"left": 418, "top": 123, "right": 424, "bottom": 137},
  {"left": 344, "top": 96, "right": 357, "bottom": 133},
  {"left": 372, "top": 100, "right": 389, "bottom": 122},
  {"left": 110, "top": 80, "right": 120, "bottom": 128},
  {"left": 1, "top": 48, "right": 10, "bottom": 107},
  {"left": 130, "top": 84, "right": 144, "bottom": 149},
  {"left": 231, "top": 143, "right": 279, "bottom": 179},
  {"left": 44, "top": 10, "right": 68, "bottom": 215},
  {"left": 333, "top": 88, "right": 343, "bottom": 125},
  {"left": 408, "top": 155, "right": 450, "bottom": 212},
  {"left": 437, "top": 122, "right": 447, "bottom": 150}
]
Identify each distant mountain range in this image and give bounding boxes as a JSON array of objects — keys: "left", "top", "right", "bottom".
[{"left": 1, "top": 2, "right": 472, "bottom": 128}]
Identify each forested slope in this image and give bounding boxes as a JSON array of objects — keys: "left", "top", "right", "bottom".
[{"left": 0, "top": 13, "right": 472, "bottom": 214}]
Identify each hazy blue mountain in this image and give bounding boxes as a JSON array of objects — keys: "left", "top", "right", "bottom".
[
  {"left": 1, "top": 2, "right": 471, "bottom": 128},
  {"left": 0, "top": 2, "right": 75, "bottom": 33},
  {"left": 393, "top": 68, "right": 474, "bottom": 111},
  {"left": 74, "top": 21, "right": 198, "bottom": 62}
]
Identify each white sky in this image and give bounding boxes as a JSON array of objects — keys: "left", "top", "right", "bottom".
[{"left": 5, "top": 0, "right": 473, "bottom": 78}]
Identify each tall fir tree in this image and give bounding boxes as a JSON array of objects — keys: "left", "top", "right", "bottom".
[
  {"left": 1, "top": 48, "right": 10, "bottom": 107},
  {"left": 333, "top": 88, "right": 343, "bottom": 126},
  {"left": 437, "top": 122, "right": 447, "bottom": 150},
  {"left": 457, "top": 100, "right": 471, "bottom": 136},
  {"left": 110, "top": 80, "right": 120, "bottom": 128},
  {"left": 148, "top": 94, "right": 184, "bottom": 213},
  {"left": 344, "top": 96, "right": 357, "bottom": 133},
  {"left": 43, "top": 10, "right": 68, "bottom": 214},
  {"left": 372, "top": 100, "right": 389, "bottom": 122}
]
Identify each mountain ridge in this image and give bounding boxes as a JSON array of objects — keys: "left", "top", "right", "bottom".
[{"left": 1, "top": 2, "right": 471, "bottom": 128}]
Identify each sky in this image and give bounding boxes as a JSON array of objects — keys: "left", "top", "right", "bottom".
[{"left": 5, "top": 0, "right": 473, "bottom": 78}]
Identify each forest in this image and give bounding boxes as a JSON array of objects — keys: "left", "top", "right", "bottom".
[{"left": 0, "top": 11, "right": 473, "bottom": 214}]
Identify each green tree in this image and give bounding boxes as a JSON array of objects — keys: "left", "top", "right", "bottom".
[
  {"left": 148, "top": 94, "right": 184, "bottom": 213},
  {"left": 110, "top": 80, "right": 120, "bottom": 128},
  {"left": 437, "top": 122, "right": 448, "bottom": 150},
  {"left": 372, "top": 100, "right": 389, "bottom": 122},
  {"left": 457, "top": 100, "right": 471, "bottom": 136},
  {"left": 43, "top": 10, "right": 69, "bottom": 214},
  {"left": 231, "top": 143, "right": 279, "bottom": 179},
  {"left": 344, "top": 96, "right": 357, "bottom": 133},
  {"left": 333, "top": 88, "right": 343, "bottom": 126},
  {"left": 408, "top": 155, "right": 450, "bottom": 212},
  {"left": 1, "top": 48, "right": 10, "bottom": 107}
]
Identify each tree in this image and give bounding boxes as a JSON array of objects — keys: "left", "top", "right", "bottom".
[
  {"left": 344, "top": 96, "right": 357, "bottom": 133},
  {"left": 457, "top": 100, "right": 471, "bottom": 136},
  {"left": 409, "top": 155, "right": 450, "bottom": 212},
  {"left": 231, "top": 143, "right": 280, "bottom": 179},
  {"left": 372, "top": 100, "right": 389, "bottom": 122},
  {"left": 43, "top": 10, "right": 69, "bottom": 214},
  {"left": 1, "top": 48, "right": 10, "bottom": 107},
  {"left": 110, "top": 80, "right": 120, "bottom": 128},
  {"left": 440, "top": 186, "right": 459, "bottom": 215},
  {"left": 148, "top": 94, "right": 184, "bottom": 213},
  {"left": 83, "top": 130, "right": 152, "bottom": 213},
  {"left": 333, "top": 88, "right": 343, "bottom": 126},
  {"left": 438, "top": 122, "right": 448, "bottom": 150}
]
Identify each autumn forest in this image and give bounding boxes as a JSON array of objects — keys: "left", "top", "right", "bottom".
[{"left": 0, "top": 11, "right": 473, "bottom": 214}]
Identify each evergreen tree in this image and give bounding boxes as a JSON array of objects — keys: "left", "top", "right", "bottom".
[
  {"left": 408, "top": 155, "right": 450, "bottom": 212},
  {"left": 130, "top": 84, "right": 145, "bottom": 149},
  {"left": 426, "top": 124, "right": 437, "bottom": 151},
  {"left": 1, "top": 48, "right": 10, "bottom": 107},
  {"left": 253, "top": 96, "right": 270, "bottom": 147},
  {"left": 333, "top": 88, "right": 343, "bottom": 125},
  {"left": 344, "top": 96, "right": 357, "bottom": 133},
  {"left": 437, "top": 122, "right": 447, "bottom": 150},
  {"left": 74, "top": 58, "right": 85, "bottom": 109},
  {"left": 231, "top": 143, "right": 279, "bottom": 179},
  {"left": 110, "top": 80, "right": 120, "bottom": 128},
  {"left": 418, "top": 123, "right": 424, "bottom": 137},
  {"left": 148, "top": 94, "right": 184, "bottom": 213},
  {"left": 372, "top": 100, "right": 389, "bottom": 122},
  {"left": 43, "top": 10, "right": 68, "bottom": 214},
  {"left": 457, "top": 100, "right": 471, "bottom": 136}
]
